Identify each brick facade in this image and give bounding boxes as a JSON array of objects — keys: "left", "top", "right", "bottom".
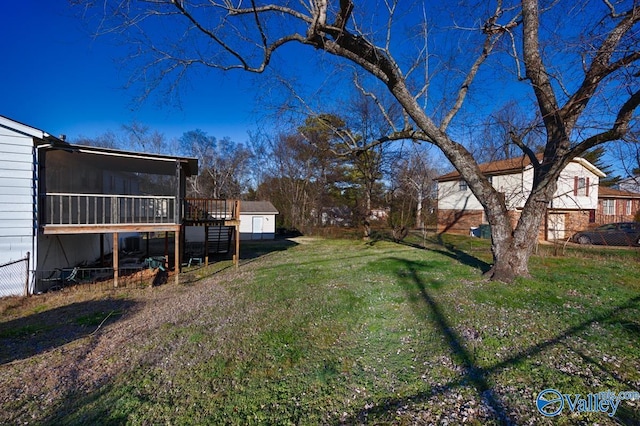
[
  {"left": 562, "top": 210, "right": 592, "bottom": 236},
  {"left": 437, "top": 208, "right": 594, "bottom": 241},
  {"left": 596, "top": 198, "right": 640, "bottom": 223},
  {"left": 595, "top": 187, "right": 640, "bottom": 225},
  {"left": 437, "top": 210, "right": 484, "bottom": 235}
]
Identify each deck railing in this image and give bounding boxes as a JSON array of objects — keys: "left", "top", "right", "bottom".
[
  {"left": 44, "top": 193, "right": 178, "bottom": 226},
  {"left": 184, "top": 198, "right": 239, "bottom": 222}
]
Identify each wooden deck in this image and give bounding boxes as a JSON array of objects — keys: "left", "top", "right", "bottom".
[
  {"left": 40, "top": 196, "right": 242, "bottom": 286},
  {"left": 183, "top": 198, "right": 240, "bottom": 225}
]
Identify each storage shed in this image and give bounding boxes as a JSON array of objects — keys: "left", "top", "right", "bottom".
[{"left": 239, "top": 201, "right": 279, "bottom": 240}]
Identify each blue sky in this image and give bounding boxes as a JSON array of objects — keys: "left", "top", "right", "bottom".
[
  {"left": 0, "top": 2, "right": 633, "bottom": 178},
  {"left": 0, "top": 1, "right": 259, "bottom": 144}
]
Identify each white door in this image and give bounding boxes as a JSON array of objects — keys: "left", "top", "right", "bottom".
[
  {"left": 252, "top": 216, "right": 263, "bottom": 240},
  {"left": 547, "top": 213, "right": 565, "bottom": 240}
]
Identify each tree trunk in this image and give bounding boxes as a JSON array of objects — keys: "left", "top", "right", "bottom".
[
  {"left": 485, "top": 235, "right": 535, "bottom": 282},
  {"left": 484, "top": 183, "right": 554, "bottom": 282},
  {"left": 362, "top": 185, "right": 372, "bottom": 240},
  {"left": 415, "top": 190, "right": 424, "bottom": 229}
]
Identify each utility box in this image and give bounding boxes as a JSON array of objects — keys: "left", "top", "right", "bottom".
[{"left": 478, "top": 224, "right": 491, "bottom": 239}]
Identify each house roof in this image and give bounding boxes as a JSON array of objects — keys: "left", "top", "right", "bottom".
[
  {"left": 0, "top": 114, "right": 61, "bottom": 142},
  {"left": 44, "top": 142, "right": 199, "bottom": 177},
  {"left": 598, "top": 186, "right": 640, "bottom": 199},
  {"left": 1, "top": 114, "right": 198, "bottom": 176},
  {"left": 240, "top": 201, "right": 279, "bottom": 215},
  {"left": 436, "top": 154, "right": 605, "bottom": 181}
]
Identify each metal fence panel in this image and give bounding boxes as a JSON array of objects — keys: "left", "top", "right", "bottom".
[{"left": 0, "top": 253, "right": 30, "bottom": 297}]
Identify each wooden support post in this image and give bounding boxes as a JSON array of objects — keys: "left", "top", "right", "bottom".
[
  {"left": 100, "top": 234, "right": 105, "bottom": 266},
  {"left": 179, "top": 225, "right": 185, "bottom": 270},
  {"left": 113, "top": 232, "right": 119, "bottom": 288},
  {"left": 174, "top": 229, "right": 180, "bottom": 285},
  {"left": 204, "top": 225, "right": 209, "bottom": 267},
  {"left": 234, "top": 224, "right": 240, "bottom": 268},
  {"left": 235, "top": 200, "right": 241, "bottom": 268}
]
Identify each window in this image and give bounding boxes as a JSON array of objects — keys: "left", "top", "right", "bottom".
[
  {"left": 459, "top": 180, "right": 468, "bottom": 191},
  {"left": 487, "top": 176, "right": 493, "bottom": 185},
  {"left": 602, "top": 199, "right": 615, "bottom": 215},
  {"left": 625, "top": 200, "right": 632, "bottom": 216},
  {"left": 574, "top": 176, "right": 589, "bottom": 196}
]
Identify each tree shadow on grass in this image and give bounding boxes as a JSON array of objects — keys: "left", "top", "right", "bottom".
[
  {"left": 344, "top": 257, "right": 640, "bottom": 424},
  {"left": 238, "top": 237, "right": 299, "bottom": 262},
  {"left": 0, "top": 298, "right": 138, "bottom": 365},
  {"left": 386, "top": 232, "right": 492, "bottom": 274},
  {"left": 179, "top": 238, "right": 300, "bottom": 284}
]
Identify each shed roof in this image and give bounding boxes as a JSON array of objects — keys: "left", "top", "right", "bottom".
[{"left": 240, "top": 201, "right": 279, "bottom": 214}]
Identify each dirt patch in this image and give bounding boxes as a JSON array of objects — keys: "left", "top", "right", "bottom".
[
  {"left": 0, "top": 264, "right": 252, "bottom": 424},
  {"left": 289, "top": 236, "right": 321, "bottom": 244}
]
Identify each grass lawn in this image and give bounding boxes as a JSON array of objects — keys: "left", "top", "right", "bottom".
[{"left": 0, "top": 234, "right": 639, "bottom": 424}]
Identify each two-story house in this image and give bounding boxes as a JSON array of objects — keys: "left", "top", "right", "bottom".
[{"left": 436, "top": 155, "right": 605, "bottom": 240}]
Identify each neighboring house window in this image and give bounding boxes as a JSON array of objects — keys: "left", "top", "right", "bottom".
[
  {"left": 625, "top": 199, "right": 632, "bottom": 216},
  {"left": 573, "top": 176, "right": 589, "bottom": 196},
  {"left": 603, "top": 199, "right": 615, "bottom": 215},
  {"left": 459, "top": 180, "right": 468, "bottom": 191},
  {"left": 487, "top": 176, "right": 493, "bottom": 185}
]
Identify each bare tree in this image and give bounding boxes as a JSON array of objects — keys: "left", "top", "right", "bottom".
[
  {"left": 73, "top": 131, "right": 120, "bottom": 149},
  {"left": 470, "top": 102, "right": 545, "bottom": 164},
  {"left": 392, "top": 145, "right": 438, "bottom": 230},
  {"left": 78, "top": 1, "right": 640, "bottom": 282},
  {"left": 180, "top": 129, "right": 253, "bottom": 198},
  {"left": 340, "top": 93, "right": 394, "bottom": 239},
  {"left": 257, "top": 132, "right": 324, "bottom": 231},
  {"left": 613, "top": 130, "right": 640, "bottom": 180}
]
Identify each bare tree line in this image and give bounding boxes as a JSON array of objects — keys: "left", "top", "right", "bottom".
[
  {"left": 73, "top": 0, "right": 640, "bottom": 281},
  {"left": 74, "top": 111, "right": 439, "bottom": 238}
]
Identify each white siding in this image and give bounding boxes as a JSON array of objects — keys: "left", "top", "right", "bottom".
[
  {"left": 551, "top": 161, "right": 600, "bottom": 210},
  {"left": 0, "top": 129, "right": 36, "bottom": 296},
  {"left": 493, "top": 170, "right": 532, "bottom": 210},
  {"left": 437, "top": 180, "right": 484, "bottom": 211},
  {"left": 438, "top": 158, "right": 602, "bottom": 214},
  {"left": 239, "top": 214, "right": 277, "bottom": 240}
]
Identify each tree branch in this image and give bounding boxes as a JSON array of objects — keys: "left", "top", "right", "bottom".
[
  {"left": 440, "top": 3, "right": 520, "bottom": 131},
  {"left": 561, "top": 5, "right": 640, "bottom": 130},
  {"left": 568, "top": 88, "right": 640, "bottom": 158}
]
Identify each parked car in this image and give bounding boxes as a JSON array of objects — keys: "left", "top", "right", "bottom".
[{"left": 572, "top": 222, "right": 640, "bottom": 246}]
